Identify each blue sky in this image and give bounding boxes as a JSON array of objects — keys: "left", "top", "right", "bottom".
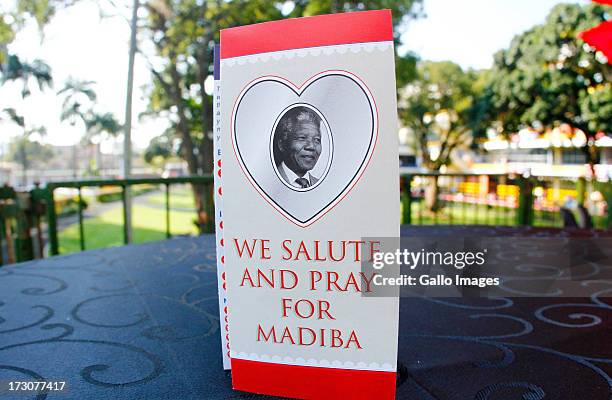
[
  {"left": 0, "top": 0, "right": 589, "bottom": 148},
  {"left": 401, "top": 0, "right": 588, "bottom": 69}
]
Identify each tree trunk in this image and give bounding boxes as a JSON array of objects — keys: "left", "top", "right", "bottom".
[
  {"left": 565, "top": 123, "right": 598, "bottom": 177},
  {"left": 424, "top": 175, "right": 440, "bottom": 213},
  {"left": 196, "top": 45, "right": 213, "bottom": 174},
  {"left": 167, "top": 58, "right": 209, "bottom": 233},
  {"left": 181, "top": 138, "right": 209, "bottom": 234},
  {"left": 195, "top": 48, "right": 215, "bottom": 234},
  {"left": 147, "top": 8, "right": 215, "bottom": 234},
  {"left": 582, "top": 143, "right": 598, "bottom": 177}
]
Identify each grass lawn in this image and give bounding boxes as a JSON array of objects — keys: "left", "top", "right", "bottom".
[
  {"left": 58, "top": 187, "right": 199, "bottom": 254},
  {"left": 143, "top": 184, "right": 196, "bottom": 210}
]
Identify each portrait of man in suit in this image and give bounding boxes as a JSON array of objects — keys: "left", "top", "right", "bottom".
[{"left": 273, "top": 106, "right": 323, "bottom": 189}]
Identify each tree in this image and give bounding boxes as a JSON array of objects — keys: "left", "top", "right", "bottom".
[
  {"left": 144, "top": 132, "right": 174, "bottom": 166},
  {"left": 58, "top": 78, "right": 121, "bottom": 176},
  {"left": 486, "top": 3, "right": 611, "bottom": 169},
  {"left": 58, "top": 78, "right": 97, "bottom": 121},
  {"left": 0, "top": 54, "right": 53, "bottom": 180},
  {"left": 1, "top": 1, "right": 69, "bottom": 186},
  {"left": 1, "top": 54, "right": 53, "bottom": 97},
  {"left": 398, "top": 61, "right": 485, "bottom": 211},
  {"left": 8, "top": 136, "right": 55, "bottom": 182},
  {"left": 2, "top": 108, "right": 50, "bottom": 185},
  {"left": 141, "top": 0, "right": 423, "bottom": 231},
  {"left": 1, "top": 0, "right": 79, "bottom": 64}
]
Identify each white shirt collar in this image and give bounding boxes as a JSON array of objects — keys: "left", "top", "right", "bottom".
[{"left": 280, "top": 162, "right": 312, "bottom": 187}]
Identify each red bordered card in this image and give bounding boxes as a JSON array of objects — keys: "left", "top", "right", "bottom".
[{"left": 219, "top": 10, "right": 400, "bottom": 399}]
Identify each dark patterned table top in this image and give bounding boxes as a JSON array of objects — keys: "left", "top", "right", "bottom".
[{"left": 0, "top": 226, "right": 611, "bottom": 400}]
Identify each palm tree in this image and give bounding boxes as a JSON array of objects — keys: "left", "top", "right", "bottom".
[
  {"left": 58, "top": 79, "right": 121, "bottom": 177},
  {"left": 83, "top": 111, "right": 122, "bottom": 174},
  {"left": 57, "top": 78, "right": 97, "bottom": 122},
  {"left": 1, "top": 54, "right": 53, "bottom": 97},
  {"left": 58, "top": 79, "right": 95, "bottom": 178},
  {"left": 1, "top": 55, "right": 53, "bottom": 185},
  {"left": 1, "top": 108, "right": 47, "bottom": 186}
]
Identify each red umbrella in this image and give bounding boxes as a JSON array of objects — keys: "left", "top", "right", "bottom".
[
  {"left": 578, "top": 21, "right": 612, "bottom": 62},
  {"left": 578, "top": 0, "right": 612, "bottom": 63}
]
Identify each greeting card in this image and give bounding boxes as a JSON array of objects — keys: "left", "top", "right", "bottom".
[{"left": 219, "top": 10, "right": 400, "bottom": 399}]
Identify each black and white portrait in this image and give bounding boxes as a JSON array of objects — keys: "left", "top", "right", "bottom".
[
  {"left": 271, "top": 104, "right": 332, "bottom": 191},
  {"left": 232, "top": 72, "right": 375, "bottom": 225}
]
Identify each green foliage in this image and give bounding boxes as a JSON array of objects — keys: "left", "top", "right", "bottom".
[
  {"left": 580, "top": 83, "right": 612, "bottom": 135},
  {"left": 55, "top": 78, "right": 120, "bottom": 176},
  {"left": 83, "top": 111, "right": 122, "bottom": 141},
  {"left": 55, "top": 195, "right": 88, "bottom": 216},
  {"left": 13, "top": 0, "right": 78, "bottom": 29},
  {"left": 144, "top": 133, "right": 173, "bottom": 164},
  {"left": 144, "top": 0, "right": 423, "bottom": 173},
  {"left": 2, "top": 107, "right": 48, "bottom": 182},
  {"left": 398, "top": 60, "right": 485, "bottom": 170},
  {"left": 7, "top": 135, "right": 54, "bottom": 170},
  {"left": 2, "top": 107, "right": 25, "bottom": 127},
  {"left": 58, "top": 78, "right": 121, "bottom": 140},
  {"left": 1, "top": 0, "right": 78, "bottom": 62},
  {"left": 57, "top": 78, "right": 96, "bottom": 122},
  {"left": 2, "top": 107, "right": 47, "bottom": 138},
  {"left": 1, "top": 54, "right": 53, "bottom": 97},
  {"left": 0, "top": 16, "right": 16, "bottom": 61},
  {"left": 288, "top": 0, "right": 423, "bottom": 27},
  {"left": 486, "top": 3, "right": 611, "bottom": 141},
  {"left": 142, "top": 0, "right": 422, "bottom": 222},
  {"left": 395, "top": 51, "right": 419, "bottom": 88}
]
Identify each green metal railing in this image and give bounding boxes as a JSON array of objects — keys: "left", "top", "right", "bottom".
[
  {"left": 44, "top": 176, "right": 214, "bottom": 256},
  {"left": 0, "top": 185, "right": 45, "bottom": 265},
  {"left": 1, "top": 173, "right": 610, "bottom": 266},
  {"left": 400, "top": 173, "right": 525, "bottom": 226},
  {"left": 400, "top": 173, "right": 611, "bottom": 229}
]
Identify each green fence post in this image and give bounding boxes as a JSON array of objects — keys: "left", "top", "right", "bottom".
[
  {"left": 121, "top": 184, "right": 129, "bottom": 245},
  {"left": 401, "top": 175, "right": 412, "bottom": 225},
  {"left": 517, "top": 176, "right": 534, "bottom": 226},
  {"left": 517, "top": 177, "right": 526, "bottom": 226},
  {"left": 204, "top": 182, "right": 215, "bottom": 234},
  {"left": 165, "top": 183, "right": 171, "bottom": 239},
  {"left": 77, "top": 187, "right": 85, "bottom": 251},
  {"left": 604, "top": 181, "right": 612, "bottom": 229},
  {"left": 45, "top": 187, "right": 59, "bottom": 256},
  {"left": 15, "top": 193, "right": 34, "bottom": 263},
  {"left": 15, "top": 214, "right": 34, "bottom": 262},
  {"left": 29, "top": 186, "right": 46, "bottom": 259}
]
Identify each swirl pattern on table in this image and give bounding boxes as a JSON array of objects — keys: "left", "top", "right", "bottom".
[{"left": 0, "top": 227, "right": 610, "bottom": 399}]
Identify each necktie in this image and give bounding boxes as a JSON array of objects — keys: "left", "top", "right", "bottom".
[{"left": 295, "top": 177, "right": 310, "bottom": 188}]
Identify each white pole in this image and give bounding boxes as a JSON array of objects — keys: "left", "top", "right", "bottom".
[{"left": 123, "top": 0, "right": 139, "bottom": 243}]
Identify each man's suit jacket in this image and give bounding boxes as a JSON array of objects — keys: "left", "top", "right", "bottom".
[{"left": 277, "top": 163, "right": 319, "bottom": 188}]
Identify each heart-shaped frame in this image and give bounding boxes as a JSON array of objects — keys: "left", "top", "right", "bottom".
[{"left": 231, "top": 70, "right": 378, "bottom": 227}]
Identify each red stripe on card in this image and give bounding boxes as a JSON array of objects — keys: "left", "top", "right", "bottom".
[
  {"left": 220, "top": 10, "right": 393, "bottom": 59},
  {"left": 231, "top": 358, "right": 396, "bottom": 400}
]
